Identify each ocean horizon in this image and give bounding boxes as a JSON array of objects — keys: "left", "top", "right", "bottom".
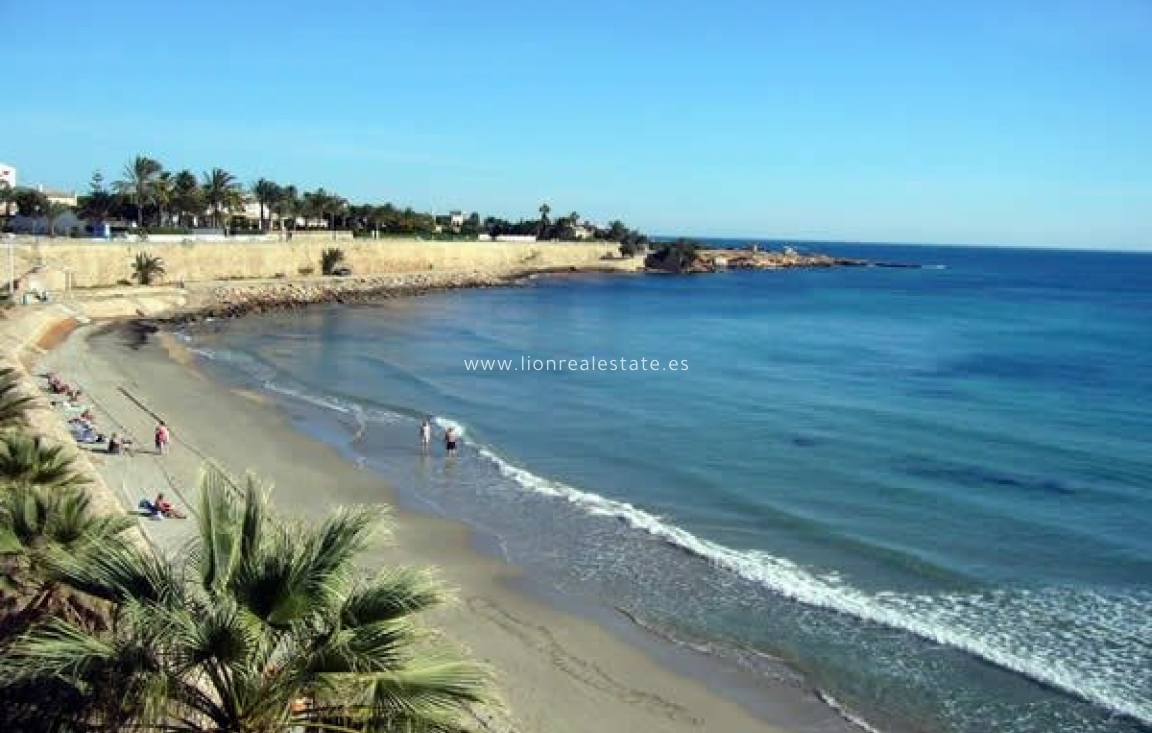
[
  {"left": 181, "top": 241, "right": 1152, "bottom": 733},
  {"left": 656, "top": 236, "right": 1152, "bottom": 254}
]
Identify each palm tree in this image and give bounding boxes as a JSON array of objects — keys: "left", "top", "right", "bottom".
[
  {"left": 171, "top": 170, "right": 203, "bottom": 227},
  {"left": 1, "top": 464, "right": 490, "bottom": 732},
  {"left": 304, "top": 188, "right": 347, "bottom": 239},
  {"left": 0, "top": 432, "right": 88, "bottom": 490},
  {"left": 202, "top": 168, "right": 239, "bottom": 230},
  {"left": 0, "top": 476, "right": 135, "bottom": 733},
  {"left": 0, "top": 481, "right": 133, "bottom": 629},
  {"left": 537, "top": 202, "right": 551, "bottom": 239},
  {"left": 131, "top": 252, "right": 166, "bottom": 285},
  {"left": 273, "top": 184, "right": 298, "bottom": 239},
  {"left": 0, "top": 367, "right": 36, "bottom": 429},
  {"left": 152, "top": 171, "right": 174, "bottom": 227},
  {"left": 114, "top": 156, "right": 163, "bottom": 227},
  {"left": 252, "top": 179, "right": 280, "bottom": 232}
]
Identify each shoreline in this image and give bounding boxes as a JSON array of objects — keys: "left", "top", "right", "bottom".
[
  {"left": 0, "top": 261, "right": 868, "bottom": 733},
  {"left": 27, "top": 320, "right": 860, "bottom": 733}
]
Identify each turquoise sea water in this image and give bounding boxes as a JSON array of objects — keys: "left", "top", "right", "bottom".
[{"left": 183, "top": 243, "right": 1152, "bottom": 733}]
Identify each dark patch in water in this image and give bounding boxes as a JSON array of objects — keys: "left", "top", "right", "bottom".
[
  {"left": 791, "top": 434, "right": 819, "bottom": 448},
  {"left": 903, "top": 460, "right": 1078, "bottom": 495}
]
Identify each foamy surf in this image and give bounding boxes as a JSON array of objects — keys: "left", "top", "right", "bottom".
[
  {"left": 182, "top": 336, "right": 1152, "bottom": 727},
  {"left": 469, "top": 441, "right": 1150, "bottom": 726}
]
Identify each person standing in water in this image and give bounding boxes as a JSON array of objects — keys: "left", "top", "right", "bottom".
[
  {"left": 419, "top": 418, "right": 432, "bottom": 451},
  {"left": 444, "top": 426, "right": 458, "bottom": 456}
]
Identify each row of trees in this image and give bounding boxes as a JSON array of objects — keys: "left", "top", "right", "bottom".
[
  {"left": 4, "top": 155, "right": 651, "bottom": 244},
  {"left": 0, "top": 365, "right": 490, "bottom": 731}
]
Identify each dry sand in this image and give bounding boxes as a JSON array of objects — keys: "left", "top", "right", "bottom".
[{"left": 34, "top": 324, "right": 855, "bottom": 733}]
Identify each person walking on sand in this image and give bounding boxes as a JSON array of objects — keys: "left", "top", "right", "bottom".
[
  {"left": 154, "top": 422, "right": 170, "bottom": 455},
  {"left": 444, "top": 426, "right": 458, "bottom": 457},
  {"left": 419, "top": 418, "right": 432, "bottom": 451}
]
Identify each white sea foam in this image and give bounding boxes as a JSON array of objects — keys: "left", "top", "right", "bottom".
[
  {"left": 432, "top": 415, "right": 467, "bottom": 437},
  {"left": 469, "top": 440, "right": 1151, "bottom": 726},
  {"left": 176, "top": 352, "right": 1152, "bottom": 726},
  {"left": 818, "top": 691, "right": 889, "bottom": 733}
]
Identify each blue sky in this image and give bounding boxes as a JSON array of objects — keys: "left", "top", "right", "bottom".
[{"left": 3, "top": 0, "right": 1150, "bottom": 249}]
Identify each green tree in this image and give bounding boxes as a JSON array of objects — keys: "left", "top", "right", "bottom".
[
  {"left": 274, "top": 184, "right": 298, "bottom": 238},
  {"left": 202, "top": 168, "right": 240, "bottom": 230},
  {"left": 170, "top": 169, "right": 203, "bottom": 228},
  {"left": 460, "top": 212, "right": 482, "bottom": 237},
  {"left": 252, "top": 178, "right": 280, "bottom": 232},
  {"left": 131, "top": 252, "right": 166, "bottom": 285},
  {"left": 303, "top": 188, "right": 345, "bottom": 239},
  {"left": 152, "top": 171, "right": 174, "bottom": 227},
  {"left": 12, "top": 188, "right": 49, "bottom": 222},
  {"left": 644, "top": 238, "right": 699, "bottom": 273},
  {"left": 1, "top": 464, "right": 490, "bottom": 732},
  {"left": 114, "top": 156, "right": 163, "bottom": 227},
  {"left": 0, "top": 480, "right": 132, "bottom": 633},
  {"left": 78, "top": 171, "right": 117, "bottom": 224},
  {"left": 537, "top": 202, "right": 551, "bottom": 239}
]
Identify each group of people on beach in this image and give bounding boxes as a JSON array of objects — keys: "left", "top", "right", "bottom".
[
  {"left": 44, "top": 371, "right": 187, "bottom": 520},
  {"left": 420, "top": 418, "right": 459, "bottom": 456}
]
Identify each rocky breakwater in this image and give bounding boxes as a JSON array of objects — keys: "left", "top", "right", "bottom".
[
  {"left": 644, "top": 241, "right": 870, "bottom": 274},
  {"left": 708, "top": 249, "right": 867, "bottom": 270},
  {"left": 168, "top": 270, "right": 523, "bottom": 324}
]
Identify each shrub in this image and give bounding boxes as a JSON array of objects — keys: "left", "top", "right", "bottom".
[
  {"left": 131, "top": 252, "right": 166, "bottom": 285},
  {"left": 644, "top": 239, "right": 701, "bottom": 273},
  {"left": 298, "top": 266, "right": 315, "bottom": 276},
  {"left": 320, "top": 248, "right": 345, "bottom": 276}
]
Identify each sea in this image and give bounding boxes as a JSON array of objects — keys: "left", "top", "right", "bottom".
[{"left": 178, "top": 241, "right": 1152, "bottom": 733}]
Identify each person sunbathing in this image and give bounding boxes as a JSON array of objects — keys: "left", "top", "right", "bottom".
[{"left": 153, "top": 493, "right": 186, "bottom": 519}]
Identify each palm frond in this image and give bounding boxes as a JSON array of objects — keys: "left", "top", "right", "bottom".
[
  {"left": 197, "top": 463, "right": 243, "bottom": 591},
  {"left": 309, "top": 619, "right": 421, "bottom": 674},
  {"left": 342, "top": 568, "right": 446, "bottom": 626},
  {"left": 324, "top": 655, "right": 491, "bottom": 732},
  {"left": 0, "top": 432, "right": 88, "bottom": 489},
  {"left": 297, "top": 505, "right": 385, "bottom": 606},
  {"left": 0, "top": 367, "right": 37, "bottom": 428},
  {"left": 1, "top": 615, "right": 117, "bottom": 683},
  {"left": 46, "top": 539, "right": 176, "bottom": 606}
]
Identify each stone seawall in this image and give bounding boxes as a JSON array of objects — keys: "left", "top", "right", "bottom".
[{"left": 9, "top": 238, "right": 621, "bottom": 288}]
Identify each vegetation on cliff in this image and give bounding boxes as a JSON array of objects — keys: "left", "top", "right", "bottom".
[{"left": 645, "top": 239, "right": 703, "bottom": 273}]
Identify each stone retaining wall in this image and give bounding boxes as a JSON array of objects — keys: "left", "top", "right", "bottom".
[{"left": 7, "top": 238, "right": 621, "bottom": 288}]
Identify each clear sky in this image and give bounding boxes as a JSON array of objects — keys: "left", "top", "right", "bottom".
[{"left": 3, "top": 0, "right": 1150, "bottom": 249}]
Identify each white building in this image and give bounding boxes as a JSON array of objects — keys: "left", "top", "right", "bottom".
[
  {"left": 0, "top": 162, "right": 15, "bottom": 189},
  {"left": 37, "top": 185, "right": 78, "bottom": 207}
]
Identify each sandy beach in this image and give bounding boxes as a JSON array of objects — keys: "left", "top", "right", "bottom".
[{"left": 28, "top": 320, "right": 856, "bottom": 733}]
